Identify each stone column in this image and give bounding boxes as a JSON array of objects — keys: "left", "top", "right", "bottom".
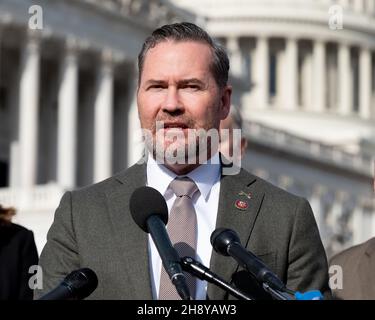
[
  {"left": 253, "top": 36, "right": 269, "bottom": 109},
  {"left": 284, "top": 37, "right": 298, "bottom": 110},
  {"left": 354, "top": 0, "right": 365, "bottom": 12},
  {"left": 351, "top": 204, "right": 364, "bottom": 245},
  {"left": 309, "top": 187, "right": 324, "bottom": 233},
  {"left": 338, "top": 0, "right": 350, "bottom": 8},
  {"left": 18, "top": 31, "right": 41, "bottom": 188},
  {"left": 359, "top": 46, "right": 372, "bottom": 119},
  {"left": 227, "top": 36, "right": 242, "bottom": 78},
  {"left": 57, "top": 38, "right": 79, "bottom": 189},
  {"left": 312, "top": 40, "right": 326, "bottom": 112},
  {"left": 338, "top": 42, "right": 352, "bottom": 115},
  {"left": 93, "top": 50, "right": 114, "bottom": 183},
  {"left": 367, "top": 0, "right": 375, "bottom": 15}
]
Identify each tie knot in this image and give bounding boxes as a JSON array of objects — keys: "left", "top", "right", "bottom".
[{"left": 169, "top": 177, "right": 199, "bottom": 199}]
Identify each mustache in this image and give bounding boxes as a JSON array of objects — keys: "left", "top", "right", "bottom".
[{"left": 152, "top": 116, "right": 195, "bottom": 130}]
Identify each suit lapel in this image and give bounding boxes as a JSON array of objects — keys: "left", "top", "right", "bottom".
[
  {"left": 207, "top": 168, "right": 265, "bottom": 299},
  {"left": 105, "top": 162, "right": 153, "bottom": 299}
]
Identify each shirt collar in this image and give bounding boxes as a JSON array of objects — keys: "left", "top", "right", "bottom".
[{"left": 146, "top": 153, "right": 221, "bottom": 201}]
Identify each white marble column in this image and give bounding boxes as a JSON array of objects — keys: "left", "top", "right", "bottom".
[
  {"left": 354, "top": 0, "right": 365, "bottom": 12},
  {"left": 18, "top": 32, "right": 40, "bottom": 188},
  {"left": 309, "top": 187, "right": 324, "bottom": 233},
  {"left": 284, "top": 37, "right": 298, "bottom": 110},
  {"left": 366, "top": 0, "right": 375, "bottom": 15},
  {"left": 301, "top": 50, "right": 313, "bottom": 110},
  {"left": 338, "top": 43, "right": 352, "bottom": 115},
  {"left": 227, "top": 36, "right": 242, "bottom": 78},
  {"left": 351, "top": 204, "right": 364, "bottom": 245},
  {"left": 338, "top": 0, "right": 350, "bottom": 8},
  {"left": 94, "top": 50, "right": 114, "bottom": 183},
  {"left": 312, "top": 40, "right": 326, "bottom": 112},
  {"left": 57, "top": 39, "right": 79, "bottom": 189},
  {"left": 359, "top": 47, "right": 372, "bottom": 119},
  {"left": 253, "top": 36, "right": 269, "bottom": 109}
]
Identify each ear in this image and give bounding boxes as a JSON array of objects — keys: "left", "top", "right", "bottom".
[
  {"left": 240, "top": 137, "right": 248, "bottom": 159},
  {"left": 220, "top": 85, "right": 232, "bottom": 120}
]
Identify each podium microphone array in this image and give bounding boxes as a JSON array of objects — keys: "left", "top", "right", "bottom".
[
  {"left": 130, "top": 186, "right": 323, "bottom": 301},
  {"left": 39, "top": 268, "right": 98, "bottom": 300}
]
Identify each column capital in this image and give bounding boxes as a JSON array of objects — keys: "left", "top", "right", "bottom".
[
  {"left": 64, "top": 36, "right": 80, "bottom": 55},
  {"left": 26, "top": 28, "right": 42, "bottom": 42},
  {"left": 99, "top": 49, "right": 126, "bottom": 72},
  {"left": 0, "top": 12, "right": 12, "bottom": 26},
  {"left": 337, "top": 39, "right": 352, "bottom": 48},
  {"left": 101, "top": 49, "right": 114, "bottom": 65},
  {"left": 256, "top": 35, "right": 269, "bottom": 41},
  {"left": 226, "top": 36, "right": 240, "bottom": 52},
  {"left": 313, "top": 38, "right": 327, "bottom": 45},
  {"left": 286, "top": 36, "right": 299, "bottom": 42}
]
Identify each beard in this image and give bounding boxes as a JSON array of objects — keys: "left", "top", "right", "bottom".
[{"left": 143, "top": 117, "right": 220, "bottom": 166}]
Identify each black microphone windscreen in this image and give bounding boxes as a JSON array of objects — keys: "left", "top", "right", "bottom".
[
  {"left": 63, "top": 268, "right": 98, "bottom": 299},
  {"left": 210, "top": 228, "right": 240, "bottom": 256},
  {"left": 129, "top": 186, "right": 169, "bottom": 232}
]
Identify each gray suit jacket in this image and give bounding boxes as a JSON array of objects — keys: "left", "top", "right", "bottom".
[
  {"left": 35, "top": 162, "right": 330, "bottom": 299},
  {"left": 330, "top": 237, "right": 375, "bottom": 300}
]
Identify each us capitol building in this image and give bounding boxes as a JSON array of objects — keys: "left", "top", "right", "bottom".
[{"left": 0, "top": 0, "right": 374, "bottom": 258}]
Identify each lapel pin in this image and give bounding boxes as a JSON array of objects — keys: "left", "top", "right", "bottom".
[
  {"left": 235, "top": 199, "right": 248, "bottom": 210},
  {"left": 238, "top": 191, "right": 252, "bottom": 199}
]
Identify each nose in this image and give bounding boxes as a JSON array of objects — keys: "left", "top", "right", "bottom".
[{"left": 162, "top": 86, "right": 183, "bottom": 113}]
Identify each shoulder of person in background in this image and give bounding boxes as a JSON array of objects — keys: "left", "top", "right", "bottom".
[
  {"left": 329, "top": 237, "right": 375, "bottom": 300},
  {"left": 0, "top": 205, "right": 39, "bottom": 300}
]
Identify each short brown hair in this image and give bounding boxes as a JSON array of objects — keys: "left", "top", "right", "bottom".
[
  {"left": 138, "top": 22, "right": 230, "bottom": 88},
  {"left": 0, "top": 205, "right": 16, "bottom": 224}
]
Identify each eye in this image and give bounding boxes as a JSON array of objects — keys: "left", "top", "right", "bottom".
[
  {"left": 181, "top": 84, "right": 201, "bottom": 91},
  {"left": 147, "top": 84, "right": 165, "bottom": 90}
]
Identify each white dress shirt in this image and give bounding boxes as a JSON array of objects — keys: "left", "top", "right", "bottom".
[{"left": 147, "top": 153, "right": 221, "bottom": 300}]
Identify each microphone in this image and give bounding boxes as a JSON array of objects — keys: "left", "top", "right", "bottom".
[
  {"left": 39, "top": 268, "right": 98, "bottom": 300},
  {"left": 181, "top": 256, "right": 253, "bottom": 300},
  {"left": 210, "top": 228, "right": 286, "bottom": 292},
  {"left": 129, "top": 186, "right": 191, "bottom": 300}
]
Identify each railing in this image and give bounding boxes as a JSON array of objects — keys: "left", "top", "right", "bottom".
[
  {"left": 246, "top": 121, "right": 374, "bottom": 176},
  {"left": 76, "top": 0, "right": 193, "bottom": 24},
  {"left": 174, "top": 0, "right": 375, "bottom": 18},
  {"left": 0, "top": 183, "right": 64, "bottom": 211}
]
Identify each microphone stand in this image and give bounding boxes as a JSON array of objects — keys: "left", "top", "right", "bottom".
[
  {"left": 181, "top": 256, "right": 253, "bottom": 300},
  {"left": 262, "top": 283, "right": 294, "bottom": 300}
]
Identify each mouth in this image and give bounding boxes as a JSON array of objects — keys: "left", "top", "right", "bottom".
[{"left": 162, "top": 122, "right": 190, "bottom": 130}]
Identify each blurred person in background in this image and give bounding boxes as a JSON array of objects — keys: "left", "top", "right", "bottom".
[
  {"left": 0, "top": 205, "right": 39, "bottom": 300},
  {"left": 330, "top": 237, "right": 375, "bottom": 300},
  {"left": 329, "top": 174, "right": 375, "bottom": 299},
  {"left": 219, "top": 105, "right": 248, "bottom": 161}
]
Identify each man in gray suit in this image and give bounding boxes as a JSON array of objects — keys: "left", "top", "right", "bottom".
[{"left": 35, "top": 22, "right": 330, "bottom": 300}]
